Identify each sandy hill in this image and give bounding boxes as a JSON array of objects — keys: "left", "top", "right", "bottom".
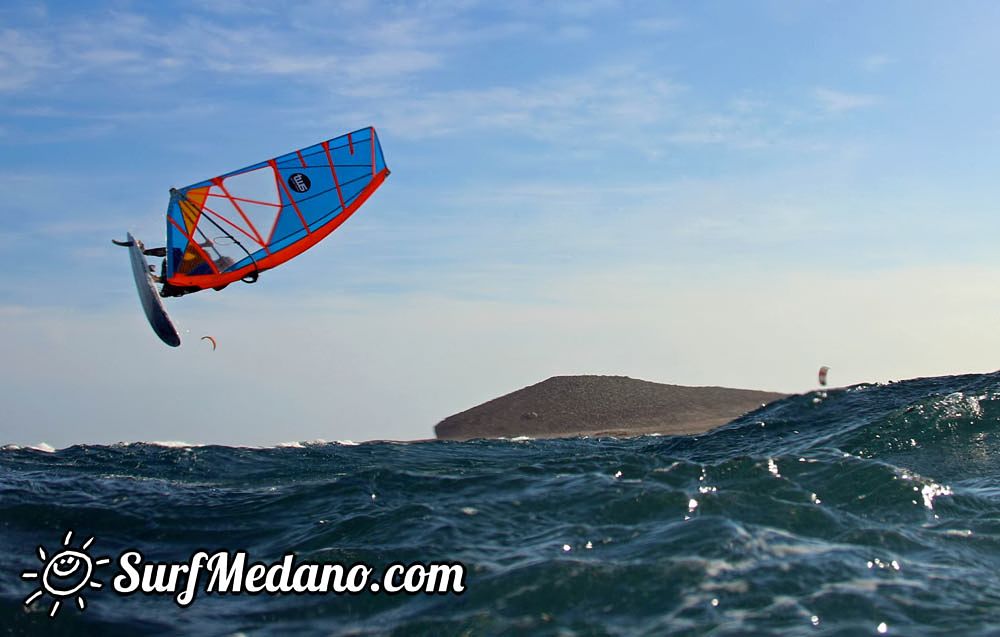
[{"left": 435, "top": 375, "right": 787, "bottom": 440}]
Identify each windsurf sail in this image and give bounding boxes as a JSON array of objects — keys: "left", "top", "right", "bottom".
[
  {"left": 163, "top": 126, "right": 389, "bottom": 295},
  {"left": 818, "top": 366, "right": 830, "bottom": 386}
]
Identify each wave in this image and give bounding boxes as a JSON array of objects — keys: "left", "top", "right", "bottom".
[
  {"left": 0, "top": 442, "right": 54, "bottom": 453},
  {"left": 3, "top": 370, "right": 1000, "bottom": 635}
]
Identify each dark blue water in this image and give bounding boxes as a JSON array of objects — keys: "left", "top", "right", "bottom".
[{"left": 4, "top": 372, "right": 1000, "bottom": 635}]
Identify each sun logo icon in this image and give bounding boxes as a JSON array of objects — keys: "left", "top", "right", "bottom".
[{"left": 21, "top": 530, "right": 111, "bottom": 617}]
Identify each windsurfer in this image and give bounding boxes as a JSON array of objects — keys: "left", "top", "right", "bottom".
[{"left": 140, "top": 244, "right": 234, "bottom": 296}]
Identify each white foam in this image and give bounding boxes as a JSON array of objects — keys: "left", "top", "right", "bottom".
[
  {"left": 2, "top": 442, "right": 55, "bottom": 453},
  {"left": 147, "top": 440, "right": 202, "bottom": 448},
  {"left": 275, "top": 439, "right": 362, "bottom": 448}
]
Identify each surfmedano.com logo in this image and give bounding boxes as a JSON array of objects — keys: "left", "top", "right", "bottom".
[
  {"left": 22, "top": 530, "right": 466, "bottom": 617},
  {"left": 21, "top": 530, "right": 112, "bottom": 616}
]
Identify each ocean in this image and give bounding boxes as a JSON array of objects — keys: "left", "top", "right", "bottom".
[{"left": 3, "top": 371, "right": 1000, "bottom": 635}]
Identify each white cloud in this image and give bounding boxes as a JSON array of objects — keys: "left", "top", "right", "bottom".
[
  {"left": 631, "top": 17, "right": 684, "bottom": 33},
  {"left": 813, "top": 87, "right": 881, "bottom": 113},
  {"left": 373, "top": 65, "right": 681, "bottom": 143},
  {"left": 413, "top": 171, "right": 839, "bottom": 269},
  {"left": 1, "top": 4, "right": 866, "bottom": 162},
  {"left": 1, "top": 6, "right": 448, "bottom": 95},
  {"left": 861, "top": 54, "right": 892, "bottom": 71},
  {"left": 554, "top": 24, "right": 592, "bottom": 40},
  {"left": 0, "top": 28, "right": 52, "bottom": 91},
  {"left": 191, "top": 0, "right": 278, "bottom": 16}
]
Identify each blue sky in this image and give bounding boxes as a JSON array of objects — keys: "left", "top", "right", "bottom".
[{"left": 3, "top": 1, "right": 1000, "bottom": 447}]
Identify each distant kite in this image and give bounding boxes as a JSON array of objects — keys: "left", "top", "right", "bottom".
[
  {"left": 201, "top": 336, "right": 217, "bottom": 351},
  {"left": 818, "top": 366, "right": 830, "bottom": 386}
]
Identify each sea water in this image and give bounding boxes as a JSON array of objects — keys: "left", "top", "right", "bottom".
[{"left": 3, "top": 371, "right": 1000, "bottom": 635}]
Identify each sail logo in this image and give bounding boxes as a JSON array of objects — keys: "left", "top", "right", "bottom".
[
  {"left": 287, "top": 173, "right": 311, "bottom": 193},
  {"left": 21, "top": 530, "right": 466, "bottom": 618}
]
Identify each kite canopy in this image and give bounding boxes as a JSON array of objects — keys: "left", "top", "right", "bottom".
[
  {"left": 164, "top": 126, "right": 389, "bottom": 293},
  {"left": 818, "top": 366, "right": 830, "bottom": 387}
]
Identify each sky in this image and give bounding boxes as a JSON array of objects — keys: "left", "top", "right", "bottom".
[{"left": 3, "top": 0, "right": 1000, "bottom": 447}]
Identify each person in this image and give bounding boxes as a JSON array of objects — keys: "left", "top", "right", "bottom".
[
  {"left": 116, "top": 237, "right": 240, "bottom": 296},
  {"left": 143, "top": 245, "right": 202, "bottom": 297},
  {"left": 159, "top": 278, "right": 201, "bottom": 298}
]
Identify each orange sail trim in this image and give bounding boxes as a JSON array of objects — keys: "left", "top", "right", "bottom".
[
  {"left": 179, "top": 187, "right": 210, "bottom": 234},
  {"left": 167, "top": 168, "right": 389, "bottom": 289}
]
